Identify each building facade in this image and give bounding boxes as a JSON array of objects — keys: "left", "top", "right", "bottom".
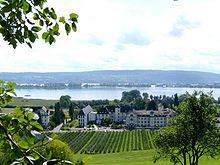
[
  {"left": 126, "top": 109, "right": 176, "bottom": 129},
  {"left": 24, "top": 106, "right": 51, "bottom": 129},
  {"left": 77, "top": 105, "right": 176, "bottom": 129},
  {"left": 78, "top": 105, "right": 94, "bottom": 127}
]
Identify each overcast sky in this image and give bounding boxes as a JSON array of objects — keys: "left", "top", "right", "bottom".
[{"left": 1, "top": 0, "right": 220, "bottom": 73}]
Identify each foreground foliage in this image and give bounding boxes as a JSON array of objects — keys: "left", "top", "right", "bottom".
[
  {"left": 0, "top": 80, "right": 74, "bottom": 164},
  {"left": 0, "top": 0, "right": 78, "bottom": 48},
  {"left": 154, "top": 91, "right": 220, "bottom": 165}
]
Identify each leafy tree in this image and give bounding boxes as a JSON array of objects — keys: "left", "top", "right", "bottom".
[
  {"left": 154, "top": 91, "right": 220, "bottom": 165},
  {"left": 0, "top": 80, "right": 72, "bottom": 164},
  {"left": 173, "top": 93, "right": 179, "bottom": 106},
  {"left": 147, "top": 99, "right": 157, "bottom": 110},
  {"left": 53, "top": 102, "right": 65, "bottom": 125},
  {"left": 36, "top": 139, "right": 74, "bottom": 164},
  {"left": 121, "top": 90, "right": 142, "bottom": 103},
  {"left": 143, "top": 92, "right": 149, "bottom": 99},
  {"left": 0, "top": 0, "right": 78, "bottom": 48},
  {"left": 160, "top": 95, "right": 173, "bottom": 108},
  {"left": 69, "top": 101, "right": 76, "bottom": 121},
  {"left": 101, "top": 117, "right": 112, "bottom": 127},
  {"left": 132, "top": 97, "right": 145, "bottom": 110},
  {"left": 59, "top": 95, "right": 71, "bottom": 109}
]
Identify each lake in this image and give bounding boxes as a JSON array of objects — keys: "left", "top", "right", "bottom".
[{"left": 14, "top": 87, "right": 220, "bottom": 100}]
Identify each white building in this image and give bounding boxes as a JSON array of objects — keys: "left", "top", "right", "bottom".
[
  {"left": 78, "top": 105, "right": 94, "bottom": 127},
  {"left": 77, "top": 105, "right": 176, "bottom": 129},
  {"left": 96, "top": 107, "right": 110, "bottom": 124},
  {"left": 88, "top": 111, "right": 97, "bottom": 123},
  {"left": 126, "top": 109, "right": 176, "bottom": 129},
  {"left": 24, "top": 106, "right": 50, "bottom": 129},
  {"left": 38, "top": 106, "right": 50, "bottom": 128},
  {"left": 106, "top": 105, "right": 132, "bottom": 123}
]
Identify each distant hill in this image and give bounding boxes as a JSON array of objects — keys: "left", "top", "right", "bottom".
[{"left": 1, "top": 70, "right": 220, "bottom": 84}]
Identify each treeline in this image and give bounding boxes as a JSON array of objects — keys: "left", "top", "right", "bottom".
[{"left": 15, "top": 83, "right": 82, "bottom": 89}]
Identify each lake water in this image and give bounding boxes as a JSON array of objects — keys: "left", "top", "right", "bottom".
[{"left": 14, "top": 87, "right": 220, "bottom": 100}]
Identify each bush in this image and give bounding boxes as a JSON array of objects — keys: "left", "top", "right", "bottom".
[
  {"left": 36, "top": 139, "right": 74, "bottom": 164},
  {"left": 111, "top": 123, "right": 123, "bottom": 129}
]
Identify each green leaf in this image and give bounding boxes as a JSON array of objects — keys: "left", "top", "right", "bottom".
[
  {"left": 69, "top": 13, "right": 78, "bottom": 20},
  {"left": 39, "top": 19, "right": 44, "bottom": 26},
  {"left": 27, "top": 19, "right": 35, "bottom": 25},
  {"left": 2, "top": 5, "right": 12, "bottom": 13},
  {"left": 31, "top": 26, "right": 42, "bottom": 32},
  {"left": 7, "top": 81, "right": 16, "bottom": 88},
  {"left": 1, "top": 113, "right": 13, "bottom": 121},
  {"left": 47, "top": 151, "right": 52, "bottom": 160},
  {"left": 28, "top": 31, "right": 36, "bottom": 43},
  {"left": 14, "top": 107, "right": 23, "bottom": 116},
  {"left": 42, "top": 32, "right": 49, "bottom": 40},
  {"left": 27, "top": 112, "right": 35, "bottom": 120},
  {"left": 71, "top": 23, "right": 77, "bottom": 32},
  {"left": 30, "top": 121, "right": 43, "bottom": 130},
  {"left": 33, "top": 13, "right": 40, "bottom": 20},
  {"left": 43, "top": 7, "right": 49, "bottom": 14},
  {"left": 18, "top": 117, "right": 28, "bottom": 124},
  {"left": 50, "top": 8, "right": 57, "bottom": 19},
  {"left": 49, "top": 35, "right": 55, "bottom": 45},
  {"left": 65, "top": 23, "right": 71, "bottom": 35},
  {"left": 52, "top": 23, "right": 59, "bottom": 36},
  {"left": 25, "top": 135, "right": 35, "bottom": 146},
  {"left": 0, "top": 80, "right": 5, "bottom": 84},
  {"left": 59, "top": 16, "right": 65, "bottom": 24},
  {"left": 24, "top": 26, "right": 29, "bottom": 38},
  {"left": 22, "top": 0, "right": 31, "bottom": 14},
  {"left": 26, "top": 42, "right": 32, "bottom": 48},
  {"left": 33, "top": 0, "right": 41, "bottom": 6},
  {"left": 33, "top": 33, "right": 39, "bottom": 39},
  {"left": 18, "top": 139, "right": 29, "bottom": 149}
]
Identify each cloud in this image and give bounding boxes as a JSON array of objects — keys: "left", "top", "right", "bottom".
[
  {"left": 118, "top": 28, "right": 151, "bottom": 46},
  {"left": 86, "top": 34, "right": 104, "bottom": 45},
  {"left": 169, "top": 27, "right": 184, "bottom": 38},
  {"left": 114, "top": 44, "right": 126, "bottom": 52},
  {"left": 169, "top": 15, "right": 199, "bottom": 38},
  {"left": 1, "top": 0, "right": 220, "bottom": 74}
]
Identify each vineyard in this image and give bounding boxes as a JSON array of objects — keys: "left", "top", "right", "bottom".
[{"left": 56, "top": 130, "right": 155, "bottom": 154}]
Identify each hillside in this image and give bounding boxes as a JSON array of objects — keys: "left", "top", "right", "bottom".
[{"left": 0, "top": 70, "right": 220, "bottom": 84}]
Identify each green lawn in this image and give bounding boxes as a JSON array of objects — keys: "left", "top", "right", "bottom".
[
  {"left": 75, "top": 150, "right": 220, "bottom": 165},
  {"left": 1, "top": 108, "right": 14, "bottom": 113},
  {"left": 7, "top": 97, "right": 58, "bottom": 107}
]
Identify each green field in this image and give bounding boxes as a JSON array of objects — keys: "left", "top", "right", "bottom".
[
  {"left": 56, "top": 131, "right": 220, "bottom": 165},
  {"left": 57, "top": 130, "right": 155, "bottom": 154},
  {"left": 9, "top": 97, "right": 58, "bottom": 107},
  {"left": 75, "top": 150, "right": 220, "bottom": 165}
]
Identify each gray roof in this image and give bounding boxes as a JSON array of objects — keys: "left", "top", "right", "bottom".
[
  {"left": 133, "top": 109, "right": 176, "bottom": 117},
  {"left": 78, "top": 105, "right": 93, "bottom": 116}
]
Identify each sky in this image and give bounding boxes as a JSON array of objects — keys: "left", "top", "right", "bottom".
[{"left": 1, "top": 0, "right": 220, "bottom": 73}]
